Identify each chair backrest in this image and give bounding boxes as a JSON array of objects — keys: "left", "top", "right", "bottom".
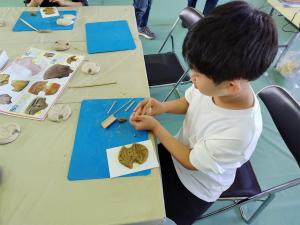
[
  {"left": 258, "top": 85, "right": 300, "bottom": 167},
  {"left": 179, "top": 7, "right": 204, "bottom": 30}
]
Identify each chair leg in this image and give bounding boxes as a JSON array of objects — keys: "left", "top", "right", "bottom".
[
  {"left": 198, "top": 194, "right": 275, "bottom": 223},
  {"left": 162, "top": 68, "right": 190, "bottom": 102},
  {"left": 238, "top": 194, "right": 275, "bottom": 224}
]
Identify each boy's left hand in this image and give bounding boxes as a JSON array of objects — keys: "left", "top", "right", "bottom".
[{"left": 130, "top": 114, "right": 159, "bottom": 131}]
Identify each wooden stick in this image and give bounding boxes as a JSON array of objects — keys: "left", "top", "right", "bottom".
[{"left": 68, "top": 81, "right": 117, "bottom": 89}]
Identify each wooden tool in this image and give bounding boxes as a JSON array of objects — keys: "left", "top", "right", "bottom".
[
  {"left": 19, "top": 18, "right": 52, "bottom": 33},
  {"left": 101, "top": 99, "right": 134, "bottom": 129}
]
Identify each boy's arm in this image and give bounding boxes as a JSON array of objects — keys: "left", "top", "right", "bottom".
[
  {"left": 153, "top": 122, "right": 196, "bottom": 170},
  {"left": 163, "top": 97, "right": 189, "bottom": 114}
]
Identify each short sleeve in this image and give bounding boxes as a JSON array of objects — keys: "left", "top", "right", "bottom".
[
  {"left": 185, "top": 85, "right": 194, "bottom": 103},
  {"left": 189, "top": 131, "right": 254, "bottom": 174}
]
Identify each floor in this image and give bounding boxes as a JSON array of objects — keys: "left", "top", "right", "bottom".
[{"left": 1, "top": 1, "right": 300, "bottom": 225}]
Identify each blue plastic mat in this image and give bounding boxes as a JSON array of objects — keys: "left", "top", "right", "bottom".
[
  {"left": 85, "top": 20, "right": 136, "bottom": 54},
  {"left": 13, "top": 10, "right": 77, "bottom": 32},
  {"left": 68, "top": 98, "right": 150, "bottom": 181}
]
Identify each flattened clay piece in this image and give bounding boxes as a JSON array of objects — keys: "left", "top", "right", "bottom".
[
  {"left": 25, "top": 97, "right": 48, "bottom": 115},
  {"left": 44, "top": 64, "right": 73, "bottom": 80},
  {"left": 11, "top": 80, "right": 29, "bottom": 92},
  {"left": 45, "top": 83, "right": 60, "bottom": 95},
  {"left": 43, "top": 7, "right": 55, "bottom": 15},
  {"left": 28, "top": 81, "right": 47, "bottom": 95},
  {"left": 0, "top": 123, "right": 21, "bottom": 145},
  {"left": 63, "top": 14, "right": 76, "bottom": 20},
  {"left": 0, "top": 74, "right": 9, "bottom": 86},
  {"left": 0, "top": 19, "right": 5, "bottom": 27},
  {"left": 0, "top": 94, "right": 12, "bottom": 104},
  {"left": 66, "top": 56, "right": 77, "bottom": 64},
  {"left": 81, "top": 62, "right": 100, "bottom": 75},
  {"left": 56, "top": 18, "right": 73, "bottom": 26},
  {"left": 52, "top": 41, "right": 70, "bottom": 51},
  {"left": 44, "top": 52, "right": 55, "bottom": 58},
  {"left": 118, "top": 143, "right": 148, "bottom": 169},
  {"left": 48, "top": 104, "right": 72, "bottom": 122}
]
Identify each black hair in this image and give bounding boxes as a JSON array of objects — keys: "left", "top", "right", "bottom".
[{"left": 182, "top": 1, "right": 278, "bottom": 84}]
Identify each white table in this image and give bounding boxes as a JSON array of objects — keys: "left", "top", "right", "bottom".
[{"left": 0, "top": 6, "right": 165, "bottom": 225}]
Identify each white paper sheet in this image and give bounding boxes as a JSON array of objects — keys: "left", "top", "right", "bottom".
[
  {"left": 40, "top": 7, "right": 60, "bottom": 18},
  {"left": 106, "top": 140, "right": 159, "bottom": 178}
]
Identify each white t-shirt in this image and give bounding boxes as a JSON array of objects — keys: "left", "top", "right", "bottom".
[{"left": 172, "top": 85, "right": 262, "bottom": 202}]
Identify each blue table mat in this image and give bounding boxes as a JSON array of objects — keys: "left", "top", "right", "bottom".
[
  {"left": 68, "top": 98, "right": 150, "bottom": 181},
  {"left": 13, "top": 10, "right": 77, "bottom": 32},
  {"left": 85, "top": 20, "right": 136, "bottom": 54}
]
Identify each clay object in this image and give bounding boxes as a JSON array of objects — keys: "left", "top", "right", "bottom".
[
  {"left": 44, "top": 52, "right": 55, "bottom": 58},
  {"left": 45, "top": 83, "right": 60, "bottom": 95},
  {"left": 11, "top": 80, "right": 29, "bottom": 92},
  {"left": 52, "top": 41, "right": 70, "bottom": 51},
  {"left": 48, "top": 104, "right": 72, "bottom": 122},
  {"left": 118, "top": 117, "right": 127, "bottom": 123},
  {"left": 0, "top": 19, "right": 5, "bottom": 27},
  {"left": 43, "top": 7, "right": 55, "bottom": 15},
  {"left": 0, "top": 123, "right": 21, "bottom": 145},
  {"left": 28, "top": 81, "right": 47, "bottom": 95},
  {"left": 25, "top": 97, "right": 48, "bottom": 115},
  {"left": 118, "top": 143, "right": 149, "bottom": 169},
  {"left": 15, "top": 57, "right": 42, "bottom": 75},
  {"left": 81, "top": 62, "right": 100, "bottom": 75},
  {"left": 66, "top": 56, "right": 78, "bottom": 64},
  {"left": 63, "top": 14, "right": 76, "bottom": 20},
  {"left": 44, "top": 64, "right": 73, "bottom": 80},
  {"left": 0, "top": 94, "right": 12, "bottom": 104},
  {"left": 29, "top": 11, "right": 36, "bottom": 16},
  {"left": 56, "top": 18, "right": 73, "bottom": 26},
  {"left": 0, "top": 74, "right": 9, "bottom": 86}
]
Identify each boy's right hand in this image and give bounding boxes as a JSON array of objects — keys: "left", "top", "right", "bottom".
[
  {"left": 131, "top": 98, "right": 166, "bottom": 121},
  {"left": 28, "top": 0, "right": 43, "bottom": 6}
]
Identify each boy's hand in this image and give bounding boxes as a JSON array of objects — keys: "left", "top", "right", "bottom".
[
  {"left": 131, "top": 98, "right": 165, "bottom": 121},
  {"left": 130, "top": 115, "right": 160, "bottom": 131},
  {"left": 28, "top": 0, "right": 43, "bottom": 6}
]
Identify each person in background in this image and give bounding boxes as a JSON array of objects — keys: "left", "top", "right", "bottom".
[
  {"left": 24, "top": 0, "right": 88, "bottom": 7},
  {"left": 188, "top": 0, "right": 219, "bottom": 15},
  {"left": 130, "top": 1, "right": 278, "bottom": 224},
  {"left": 133, "top": 0, "right": 156, "bottom": 40}
]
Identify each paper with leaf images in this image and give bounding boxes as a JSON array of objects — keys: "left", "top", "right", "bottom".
[
  {"left": 40, "top": 7, "right": 60, "bottom": 18},
  {"left": 106, "top": 140, "right": 159, "bottom": 178},
  {"left": 0, "top": 48, "right": 84, "bottom": 120}
]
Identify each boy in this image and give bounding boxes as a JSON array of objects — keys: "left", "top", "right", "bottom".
[
  {"left": 24, "top": 0, "right": 88, "bottom": 7},
  {"left": 130, "top": 1, "right": 278, "bottom": 225},
  {"left": 188, "top": 0, "right": 219, "bottom": 16}
]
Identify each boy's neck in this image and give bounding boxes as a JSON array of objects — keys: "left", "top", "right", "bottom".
[{"left": 212, "top": 83, "right": 254, "bottom": 110}]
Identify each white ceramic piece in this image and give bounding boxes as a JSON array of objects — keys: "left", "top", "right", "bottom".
[
  {"left": 0, "top": 123, "right": 21, "bottom": 145},
  {"left": 63, "top": 14, "right": 76, "bottom": 20},
  {"left": 56, "top": 18, "right": 74, "bottom": 26},
  {"left": 52, "top": 41, "right": 70, "bottom": 51},
  {"left": 48, "top": 104, "right": 72, "bottom": 122},
  {"left": 81, "top": 62, "right": 101, "bottom": 75}
]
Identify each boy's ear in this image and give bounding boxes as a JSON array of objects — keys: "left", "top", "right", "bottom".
[{"left": 226, "top": 80, "right": 241, "bottom": 94}]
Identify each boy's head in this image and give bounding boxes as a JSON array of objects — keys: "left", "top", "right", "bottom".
[{"left": 182, "top": 1, "right": 278, "bottom": 86}]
